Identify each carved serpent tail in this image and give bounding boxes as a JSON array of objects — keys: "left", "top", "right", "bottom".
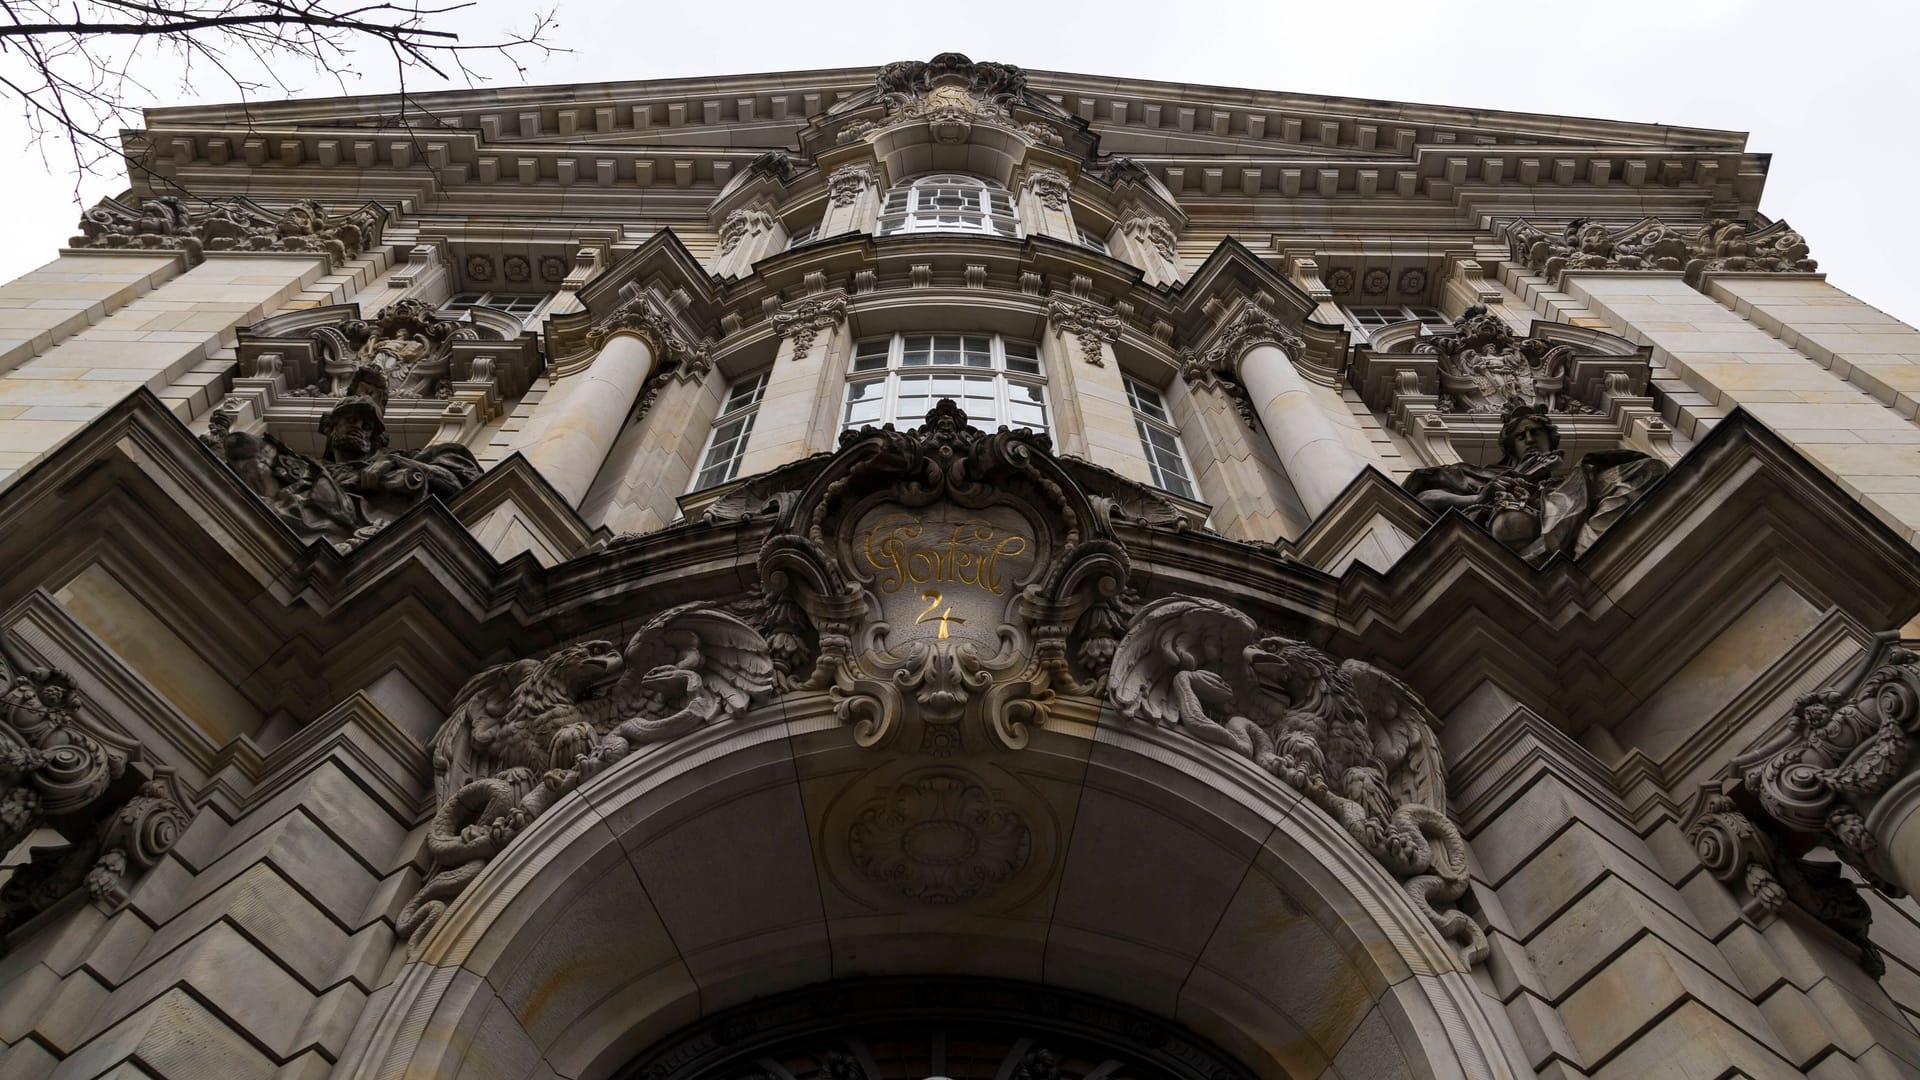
[{"left": 395, "top": 775, "right": 525, "bottom": 949}]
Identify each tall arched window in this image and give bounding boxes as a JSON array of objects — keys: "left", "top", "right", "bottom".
[{"left": 876, "top": 174, "right": 1018, "bottom": 238}]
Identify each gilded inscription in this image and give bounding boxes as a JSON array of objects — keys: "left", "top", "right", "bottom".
[{"left": 862, "top": 514, "right": 1030, "bottom": 597}]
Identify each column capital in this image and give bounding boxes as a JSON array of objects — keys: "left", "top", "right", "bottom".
[
  {"left": 1046, "top": 295, "right": 1121, "bottom": 366},
  {"left": 769, "top": 294, "right": 849, "bottom": 357},
  {"left": 583, "top": 297, "right": 697, "bottom": 367}
]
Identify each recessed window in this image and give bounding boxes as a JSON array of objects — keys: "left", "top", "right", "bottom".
[
  {"left": 843, "top": 334, "right": 1048, "bottom": 435},
  {"left": 442, "top": 292, "right": 552, "bottom": 325},
  {"left": 1343, "top": 305, "right": 1452, "bottom": 340},
  {"left": 786, "top": 224, "right": 818, "bottom": 250},
  {"left": 1078, "top": 225, "right": 1110, "bottom": 254},
  {"left": 876, "top": 175, "right": 1019, "bottom": 238},
  {"left": 1125, "top": 376, "right": 1197, "bottom": 500},
  {"left": 690, "top": 371, "right": 769, "bottom": 491}
]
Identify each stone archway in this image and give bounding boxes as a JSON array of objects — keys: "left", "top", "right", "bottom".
[{"left": 333, "top": 708, "right": 1520, "bottom": 1080}]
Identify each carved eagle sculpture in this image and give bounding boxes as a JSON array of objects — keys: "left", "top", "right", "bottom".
[
  {"left": 400, "top": 604, "right": 773, "bottom": 950},
  {"left": 1108, "top": 595, "right": 1485, "bottom": 964}
]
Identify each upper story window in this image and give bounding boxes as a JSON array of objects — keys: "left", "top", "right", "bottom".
[
  {"left": 1124, "top": 376, "right": 1197, "bottom": 500},
  {"left": 877, "top": 175, "right": 1018, "bottom": 239},
  {"left": 1077, "top": 225, "right": 1110, "bottom": 255},
  {"left": 442, "top": 292, "right": 553, "bottom": 327},
  {"left": 690, "top": 371, "right": 769, "bottom": 491},
  {"left": 786, "top": 224, "right": 818, "bottom": 250},
  {"left": 842, "top": 333, "right": 1048, "bottom": 436},
  {"left": 1344, "top": 305, "right": 1452, "bottom": 341}
]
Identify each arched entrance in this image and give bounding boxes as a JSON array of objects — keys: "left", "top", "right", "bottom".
[{"left": 333, "top": 709, "right": 1520, "bottom": 1079}]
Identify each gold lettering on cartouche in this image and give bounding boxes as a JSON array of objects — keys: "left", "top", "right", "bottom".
[
  {"left": 862, "top": 513, "right": 1030, "bottom": 596},
  {"left": 916, "top": 590, "right": 965, "bottom": 639}
]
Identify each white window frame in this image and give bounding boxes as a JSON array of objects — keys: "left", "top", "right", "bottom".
[
  {"left": 841, "top": 333, "right": 1049, "bottom": 436},
  {"left": 1124, "top": 375, "right": 1198, "bottom": 500},
  {"left": 1343, "top": 305, "right": 1453, "bottom": 341},
  {"left": 689, "top": 371, "right": 769, "bottom": 491},
  {"left": 1077, "top": 225, "right": 1110, "bottom": 255},
  {"left": 876, "top": 175, "right": 1020, "bottom": 239},
  {"left": 785, "top": 223, "right": 819, "bottom": 250},
  {"left": 441, "top": 291, "right": 555, "bottom": 327}
]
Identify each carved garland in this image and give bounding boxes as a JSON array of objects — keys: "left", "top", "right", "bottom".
[
  {"left": 1506, "top": 216, "right": 1817, "bottom": 286},
  {"left": 1022, "top": 168, "right": 1072, "bottom": 212},
  {"left": 71, "top": 196, "right": 381, "bottom": 268},
  {"left": 770, "top": 296, "right": 849, "bottom": 357},
  {"left": 828, "top": 165, "right": 876, "bottom": 208}
]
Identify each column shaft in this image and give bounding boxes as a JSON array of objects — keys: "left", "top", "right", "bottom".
[
  {"left": 521, "top": 334, "right": 655, "bottom": 507},
  {"left": 1238, "top": 342, "right": 1371, "bottom": 518}
]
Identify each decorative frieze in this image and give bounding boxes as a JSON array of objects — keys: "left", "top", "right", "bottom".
[
  {"left": 398, "top": 604, "right": 774, "bottom": 948},
  {"left": 1506, "top": 216, "right": 1817, "bottom": 285},
  {"left": 1108, "top": 595, "right": 1485, "bottom": 965},
  {"left": 0, "top": 637, "right": 194, "bottom": 936},
  {"left": 1046, "top": 295, "right": 1122, "bottom": 366},
  {"left": 769, "top": 295, "right": 848, "bottom": 357},
  {"left": 71, "top": 195, "right": 382, "bottom": 267},
  {"left": 1403, "top": 405, "right": 1666, "bottom": 561}
]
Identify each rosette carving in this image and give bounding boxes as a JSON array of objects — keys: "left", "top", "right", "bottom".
[{"left": 849, "top": 769, "right": 1031, "bottom": 903}]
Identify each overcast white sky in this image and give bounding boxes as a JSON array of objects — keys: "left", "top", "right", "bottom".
[{"left": 5, "top": 0, "right": 1917, "bottom": 325}]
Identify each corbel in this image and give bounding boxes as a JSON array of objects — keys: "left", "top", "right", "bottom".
[{"left": 1442, "top": 252, "right": 1505, "bottom": 311}]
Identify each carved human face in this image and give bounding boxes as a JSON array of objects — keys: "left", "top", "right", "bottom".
[
  {"left": 327, "top": 414, "right": 379, "bottom": 462},
  {"left": 1512, "top": 418, "right": 1554, "bottom": 459}
]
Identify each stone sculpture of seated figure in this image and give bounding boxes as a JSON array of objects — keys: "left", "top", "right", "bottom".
[{"left": 1403, "top": 405, "right": 1668, "bottom": 562}]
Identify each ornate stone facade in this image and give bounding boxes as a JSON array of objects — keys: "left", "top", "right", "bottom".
[{"left": 4, "top": 51, "right": 1920, "bottom": 1080}]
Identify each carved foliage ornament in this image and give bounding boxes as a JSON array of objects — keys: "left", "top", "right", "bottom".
[
  {"left": 840, "top": 54, "right": 1065, "bottom": 147},
  {"left": 399, "top": 604, "right": 775, "bottom": 950},
  {"left": 770, "top": 296, "right": 848, "bottom": 357},
  {"left": 827, "top": 164, "right": 876, "bottom": 208},
  {"left": 1414, "top": 304, "right": 1589, "bottom": 415},
  {"left": 1022, "top": 168, "right": 1072, "bottom": 212},
  {"left": 1046, "top": 296, "right": 1122, "bottom": 366},
  {"left": 1117, "top": 208, "right": 1178, "bottom": 263},
  {"left": 72, "top": 196, "right": 379, "bottom": 267},
  {"left": 1507, "top": 216, "right": 1817, "bottom": 285},
  {"left": 718, "top": 208, "right": 778, "bottom": 256},
  {"left": 1106, "top": 596, "right": 1486, "bottom": 965},
  {"left": 756, "top": 400, "right": 1135, "bottom": 757},
  {"left": 0, "top": 637, "right": 193, "bottom": 935},
  {"left": 300, "top": 298, "right": 481, "bottom": 400},
  {"left": 848, "top": 768, "right": 1031, "bottom": 903},
  {"left": 1180, "top": 305, "right": 1304, "bottom": 428}
]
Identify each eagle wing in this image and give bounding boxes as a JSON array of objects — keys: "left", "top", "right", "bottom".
[
  {"left": 1108, "top": 596, "right": 1264, "bottom": 727},
  {"left": 1341, "top": 658, "right": 1448, "bottom": 813},
  {"left": 430, "top": 657, "right": 541, "bottom": 804},
  {"left": 611, "top": 603, "right": 775, "bottom": 725}
]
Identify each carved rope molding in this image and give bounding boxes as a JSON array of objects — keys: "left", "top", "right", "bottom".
[
  {"left": 770, "top": 296, "right": 849, "bottom": 357},
  {"left": 1046, "top": 295, "right": 1122, "bottom": 366}
]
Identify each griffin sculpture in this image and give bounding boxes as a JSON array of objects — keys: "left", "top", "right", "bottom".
[
  {"left": 397, "top": 604, "right": 773, "bottom": 949},
  {"left": 1108, "top": 596, "right": 1484, "bottom": 963}
]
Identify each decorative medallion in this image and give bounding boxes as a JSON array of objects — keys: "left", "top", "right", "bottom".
[
  {"left": 1361, "top": 267, "right": 1390, "bottom": 295},
  {"left": 466, "top": 254, "right": 496, "bottom": 281},
  {"left": 848, "top": 768, "right": 1031, "bottom": 903},
  {"left": 539, "top": 255, "right": 569, "bottom": 282},
  {"left": 504, "top": 255, "right": 532, "bottom": 283}
]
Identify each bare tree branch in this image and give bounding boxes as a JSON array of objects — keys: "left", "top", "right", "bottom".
[{"left": 0, "top": 0, "right": 563, "bottom": 198}]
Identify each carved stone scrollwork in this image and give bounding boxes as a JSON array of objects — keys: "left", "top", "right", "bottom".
[
  {"left": 300, "top": 298, "right": 480, "bottom": 399},
  {"left": 718, "top": 208, "right": 778, "bottom": 256},
  {"left": 770, "top": 296, "right": 849, "bottom": 358},
  {"left": 0, "top": 636, "right": 194, "bottom": 937},
  {"left": 1022, "top": 168, "right": 1072, "bottom": 211},
  {"left": 755, "top": 399, "right": 1133, "bottom": 756},
  {"left": 1106, "top": 595, "right": 1486, "bottom": 965},
  {"left": 1506, "top": 216, "right": 1817, "bottom": 286},
  {"left": 202, "top": 367, "right": 481, "bottom": 554},
  {"left": 1117, "top": 208, "right": 1178, "bottom": 262},
  {"left": 398, "top": 604, "right": 774, "bottom": 950},
  {"left": 1179, "top": 305, "right": 1304, "bottom": 427},
  {"left": 1415, "top": 305, "right": 1589, "bottom": 415},
  {"left": 827, "top": 165, "right": 876, "bottom": 208},
  {"left": 1046, "top": 296, "right": 1121, "bottom": 366},
  {"left": 1685, "top": 785, "right": 1884, "bottom": 976},
  {"left": 847, "top": 768, "right": 1032, "bottom": 903},
  {"left": 72, "top": 196, "right": 381, "bottom": 268}
]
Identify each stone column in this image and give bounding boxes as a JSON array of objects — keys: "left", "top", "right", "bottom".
[
  {"left": 521, "top": 329, "right": 657, "bottom": 508},
  {"left": 1236, "top": 340, "right": 1372, "bottom": 519},
  {"left": 820, "top": 164, "right": 881, "bottom": 238},
  {"left": 582, "top": 364, "right": 726, "bottom": 534}
]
